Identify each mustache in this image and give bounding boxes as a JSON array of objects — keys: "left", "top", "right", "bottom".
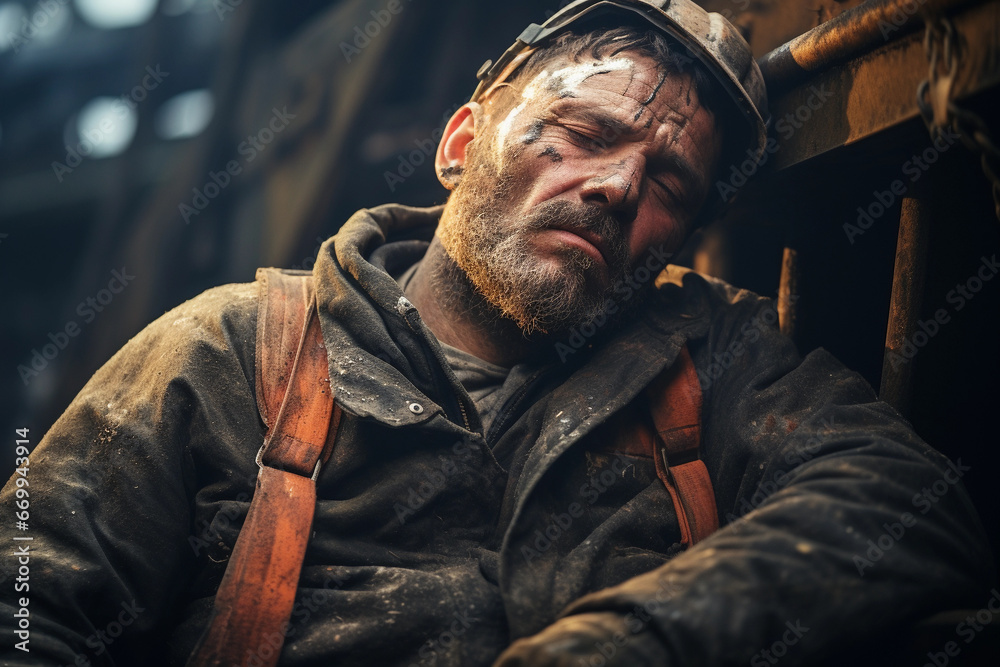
[{"left": 523, "top": 201, "right": 630, "bottom": 270}]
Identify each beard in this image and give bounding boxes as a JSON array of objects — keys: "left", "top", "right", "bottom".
[{"left": 436, "top": 141, "right": 649, "bottom": 336}]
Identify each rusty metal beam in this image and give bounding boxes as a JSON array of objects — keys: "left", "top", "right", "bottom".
[
  {"left": 880, "top": 196, "right": 932, "bottom": 415},
  {"left": 760, "top": 0, "right": 1000, "bottom": 171},
  {"left": 759, "top": 0, "right": 981, "bottom": 94},
  {"left": 777, "top": 247, "right": 799, "bottom": 339}
]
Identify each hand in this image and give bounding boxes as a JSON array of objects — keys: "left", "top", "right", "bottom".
[{"left": 492, "top": 612, "right": 668, "bottom": 667}]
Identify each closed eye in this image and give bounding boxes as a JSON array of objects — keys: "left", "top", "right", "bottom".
[
  {"left": 549, "top": 120, "right": 606, "bottom": 151},
  {"left": 651, "top": 176, "right": 678, "bottom": 199},
  {"left": 649, "top": 175, "right": 688, "bottom": 210}
]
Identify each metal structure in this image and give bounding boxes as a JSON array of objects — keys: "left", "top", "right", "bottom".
[{"left": 756, "top": 0, "right": 999, "bottom": 418}]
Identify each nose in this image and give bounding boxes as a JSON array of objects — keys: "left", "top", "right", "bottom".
[{"left": 579, "top": 154, "right": 643, "bottom": 221}]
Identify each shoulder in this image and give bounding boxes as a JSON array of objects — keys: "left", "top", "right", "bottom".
[
  {"left": 652, "top": 265, "right": 779, "bottom": 338},
  {"left": 93, "top": 281, "right": 261, "bottom": 394},
  {"left": 655, "top": 265, "right": 767, "bottom": 309},
  {"left": 139, "top": 281, "right": 259, "bottom": 353},
  {"left": 37, "top": 281, "right": 266, "bottom": 469}
]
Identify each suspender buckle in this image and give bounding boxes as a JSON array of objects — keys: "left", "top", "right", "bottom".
[{"left": 254, "top": 441, "right": 325, "bottom": 482}]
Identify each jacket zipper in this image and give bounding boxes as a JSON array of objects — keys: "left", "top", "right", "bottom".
[
  {"left": 397, "top": 295, "right": 476, "bottom": 433},
  {"left": 485, "top": 366, "right": 553, "bottom": 447},
  {"left": 456, "top": 396, "right": 472, "bottom": 432}
]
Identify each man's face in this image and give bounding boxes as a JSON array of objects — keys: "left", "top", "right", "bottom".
[{"left": 437, "top": 51, "right": 722, "bottom": 335}]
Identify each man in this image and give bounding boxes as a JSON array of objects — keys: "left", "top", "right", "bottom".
[{"left": 1, "top": 1, "right": 994, "bottom": 666}]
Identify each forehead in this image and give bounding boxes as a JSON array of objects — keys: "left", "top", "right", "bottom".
[
  {"left": 495, "top": 51, "right": 717, "bottom": 153},
  {"left": 514, "top": 52, "right": 711, "bottom": 126}
]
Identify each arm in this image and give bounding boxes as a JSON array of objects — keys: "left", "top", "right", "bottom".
[
  {"left": 496, "top": 284, "right": 995, "bottom": 666},
  {"left": 0, "top": 283, "right": 262, "bottom": 666}
]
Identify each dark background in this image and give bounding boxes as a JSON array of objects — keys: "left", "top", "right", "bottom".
[{"left": 1, "top": 0, "right": 997, "bottom": 577}]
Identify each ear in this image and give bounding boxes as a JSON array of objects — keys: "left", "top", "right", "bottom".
[{"left": 436, "top": 102, "right": 481, "bottom": 190}]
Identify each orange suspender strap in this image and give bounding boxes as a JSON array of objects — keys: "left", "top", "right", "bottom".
[
  {"left": 647, "top": 345, "right": 719, "bottom": 547},
  {"left": 187, "top": 270, "right": 341, "bottom": 667}
]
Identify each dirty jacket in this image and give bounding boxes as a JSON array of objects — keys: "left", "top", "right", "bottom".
[{"left": 0, "top": 204, "right": 994, "bottom": 667}]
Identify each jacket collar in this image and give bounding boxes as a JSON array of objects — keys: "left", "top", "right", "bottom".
[
  {"left": 313, "top": 204, "right": 452, "bottom": 430},
  {"left": 311, "top": 203, "right": 714, "bottom": 434}
]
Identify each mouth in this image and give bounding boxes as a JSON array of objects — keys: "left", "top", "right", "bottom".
[{"left": 542, "top": 225, "right": 612, "bottom": 268}]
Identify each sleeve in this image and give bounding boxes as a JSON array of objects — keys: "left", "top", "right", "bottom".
[
  {"left": 560, "top": 286, "right": 996, "bottom": 665},
  {"left": 0, "top": 282, "right": 262, "bottom": 666}
]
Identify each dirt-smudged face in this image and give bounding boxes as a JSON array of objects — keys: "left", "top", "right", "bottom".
[{"left": 437, "top": 52, "right": 722, "bottom": 335}]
